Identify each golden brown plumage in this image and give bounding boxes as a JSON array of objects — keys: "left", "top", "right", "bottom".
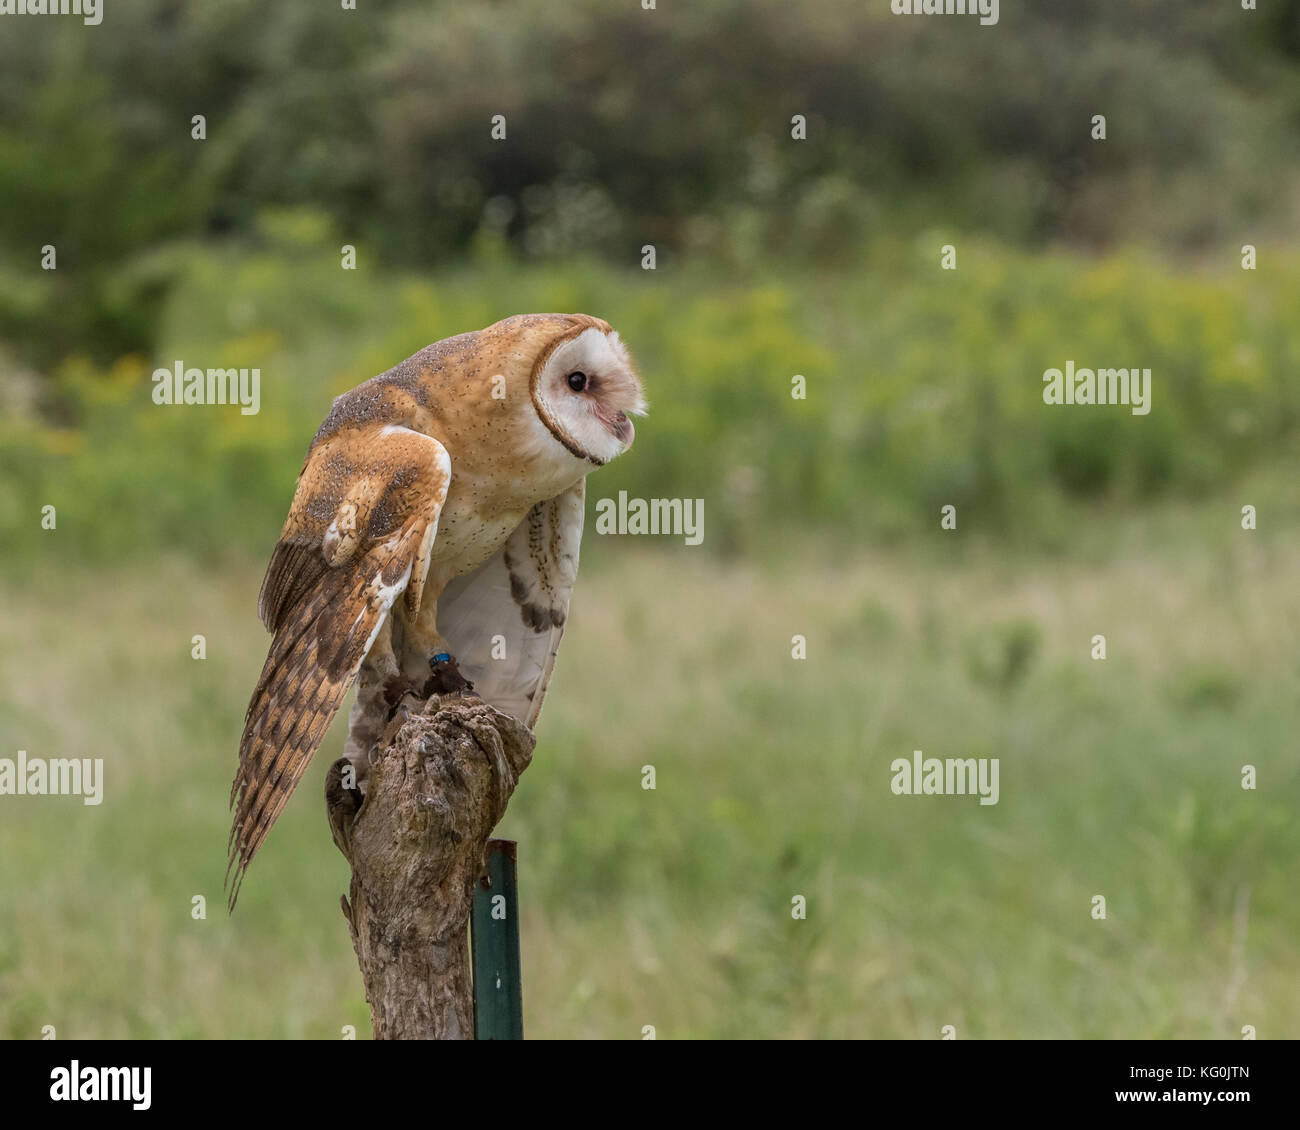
[
  {"left": 226, "top": 314, "right": 645, "bottom": 908},
  {"left": 227, "top": 426, "right": 450, "bottom": 905}
]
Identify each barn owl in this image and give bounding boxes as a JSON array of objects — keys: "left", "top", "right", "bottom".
[{"left": 226, "top": 313, "right": 645, "bottom": 905}]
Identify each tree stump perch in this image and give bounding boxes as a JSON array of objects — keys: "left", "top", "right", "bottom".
[{"left": 324, "top": 693, "right": 535, "bottom": 1039}]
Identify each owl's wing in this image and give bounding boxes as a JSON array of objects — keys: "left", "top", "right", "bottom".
[
  {"left": 227, "top": 425, "right": 451, "bottom": 907},
  {"left": 436, "top": 479, "right": 585, "bottom": 728}
]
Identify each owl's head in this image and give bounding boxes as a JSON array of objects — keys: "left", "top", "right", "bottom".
[{"left": 528, "top": 316, "right": 647, "bottom": 466}]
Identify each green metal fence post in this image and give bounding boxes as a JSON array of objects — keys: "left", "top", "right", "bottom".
[{"left": 471, "top": 838, "right": 524, "bottom": 1039}]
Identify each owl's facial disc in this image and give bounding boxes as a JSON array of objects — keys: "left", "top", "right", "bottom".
[{"left": 531, "top": 326, "right": 647, "bottom": 465}]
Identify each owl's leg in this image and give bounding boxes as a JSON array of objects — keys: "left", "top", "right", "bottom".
[
  {"left": 402, "top": 598, "right": 477, "bottom": 697},
  {"left": 342, "top": 614, "right": 412, "bottom": 792}
]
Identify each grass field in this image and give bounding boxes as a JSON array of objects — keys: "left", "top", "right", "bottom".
[
  {"left": 2, "top": 0, "right": 1298, "bottom": 1046},
  {"left": 1, "top": 497, "right": 1295, "bottom": 1039}
]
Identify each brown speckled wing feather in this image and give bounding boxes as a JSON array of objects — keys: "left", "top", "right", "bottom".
[{"left": 227, "top": 426, "right": 450, "bottom": 908}]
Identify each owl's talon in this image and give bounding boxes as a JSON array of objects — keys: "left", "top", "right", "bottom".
[
  {"left": 382, "top": 677, "right": 422, "bottom": 722},
  {"left": 325, "top": 757, "right": 365, "bottom": 858},
  {"left": 424, "top": 652, "right": 476, "bottom": 697}
]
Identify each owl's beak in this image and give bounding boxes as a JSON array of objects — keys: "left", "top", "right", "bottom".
[{"left": 612, "top": 413, "right": 634, "bottom": 447}]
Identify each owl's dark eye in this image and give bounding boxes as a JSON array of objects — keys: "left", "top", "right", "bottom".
[{"left": 567, "top": 371, "right": 588, "bottom": 392}]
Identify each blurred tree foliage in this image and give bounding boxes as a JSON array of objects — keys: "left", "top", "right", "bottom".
[
  {"left": 1, "top": 235, "right": 1295, "bottom": 563},
  {"left": 0, "top": 0, "right": 1297, "bottom": 369}
]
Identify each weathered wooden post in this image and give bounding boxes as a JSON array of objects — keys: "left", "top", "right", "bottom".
[{"left": 325, "top": 693, "right": 534, "bottom": 1040}]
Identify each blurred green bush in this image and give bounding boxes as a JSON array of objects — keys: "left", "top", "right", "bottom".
[{"left": 2, "top": 224, "right": 1294, "bottom": 563}]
